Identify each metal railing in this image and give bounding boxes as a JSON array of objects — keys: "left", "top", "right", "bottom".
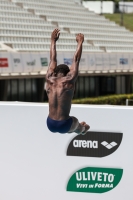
[{"left": 126, "top": 99, "right": 133, "bottom": 106}]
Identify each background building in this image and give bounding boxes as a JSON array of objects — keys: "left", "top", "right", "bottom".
[{"left": 0, "top": 0, "right": 133, "bottom": 102}]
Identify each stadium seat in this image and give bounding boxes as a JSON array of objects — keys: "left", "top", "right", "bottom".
[
  {"left": 12, "top": 43, "right": 103, "bottom": 52},
  {"left": 0, "top": 0, "right": 132, "bottom": 53},
  {"left": 46, "top": 16, "right": 116, "bottom": 25},
  {"left": 106, "top": 47, "right": 133, "bottom": 52},
  {"left": 93, "top": 41, "right": 133, "bottom": 47},
  {"left": 70, "top": 28, "right": 133, "bottom": 36},
  {"left": 58, "top": 22, "right": 127, "bottom": 31}
]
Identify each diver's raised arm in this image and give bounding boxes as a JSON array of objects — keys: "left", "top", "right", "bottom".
[
  {"left": 46, "top": 29, "right": 60, "bottom": 79},
  {"left": 68, "top": 33, "right": 84, "bottom": 81}
]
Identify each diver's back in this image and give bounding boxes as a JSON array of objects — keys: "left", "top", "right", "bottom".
[{"left": 47, "top": 77, "right": 75, "bottom": 120}]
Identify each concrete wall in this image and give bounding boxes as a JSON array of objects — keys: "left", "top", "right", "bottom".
[
  {"left": 83, "top": 1, "right": 115, "bottom": 14},
  {"left": 0, "top": 102, "right": 132, "bottom": 199},
  {"left": 119, "top": 2, "right": 133, "bottom": 13}
]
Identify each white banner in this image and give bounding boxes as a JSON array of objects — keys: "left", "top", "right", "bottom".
[
  {"left": 0, "top": 52, "right": 12, "bottom": 73},
  {"left": 79, "top": 53, "right": 88, "bottom": 70},
  {"left": 63, "top": 52, "right": 73, "bottom": 68},
  {"left": 39, "top": 52, "right": 49, "bottom": 71},
  {"left": 117, "top": 53, "right": 124, "bottom": 71},
  {"left": 0, "top": 103, "right": 132, "bottom": 200},
  {"left": 129, "top": 53, "right": 133, "bottom": 70},
  {"left": 95, "top": 53, "right": 103, "bottom": 71},
  {"left": 83, "top": 1, "right": 115, "bottom": 14},
  {"left": 11, "top": 52, "right": 23, "bottom": 73},
  {"left": 21, "top": 53, "right": 34, "bottom": 73},
  {"left": 0, "top": 52, "right": 132, "bottom": 74},
  {"left": 122, "top": 54, "right": 130, "bottom": 71},
  {"left": 119, "top": 2, "right": 133, "bottom": 13},
  {"left": 109, "top": 54, "right": 117, "bottom": 71},
  {"left": 30, "top": 53, "right": 42, "bottom": 72},
  {"left": 88, "top": 54, "right": 96, "bottom": 71},
  {"left": 57, "top": 52, "right": 64, "bottom": 66},
  {"left": 103, "top": 53, "right": 110, "bottom": 71}
]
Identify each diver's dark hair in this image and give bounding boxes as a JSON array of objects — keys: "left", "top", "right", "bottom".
[{"left": 54, "top": 64, "right": 70, "bottom": 76}]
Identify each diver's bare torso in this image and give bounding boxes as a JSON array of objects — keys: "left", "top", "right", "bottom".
[{"left": 46, "top": 75, "right": 75, "bottom": 120}]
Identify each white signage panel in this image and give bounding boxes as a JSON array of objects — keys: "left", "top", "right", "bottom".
[
  {"left": 109, "top": 53, "right": 117, "bottom": 70},
  {"left": 103, "top": 53, "right": 110, "bottom": 71},
  {"left": 63, "top": 52, "right": 73, "bottom": 68},
  {"left": 57, "top": 52, "right": 64, "bottom": 66},
  {"left": 11, "top": 52, "right": 23, "bottom": 73},
  {"left": 79, "top": 53, "right": 88, "bottom": 70},
  {"left": 129, "top": 53, "right": 133, "bottom": 70},
  {"left": 117, "top": 53, "right": 124, "bottom": 70},
  {"left": 122, "top": 54, "right": 130, "bottom": 71},
  {"left": 0, "top": 52, "right": 12, "bottom": 73},
  {"left": 30, "top": 53, "right": 42, "bottom": 72},
  {"left": 88, "top": 53, "right": 96, "bottom": 71},
  {"left": 21, "top": 53, "right": 34, "bottom": 73},
  {"left": 0, "top": 103, "right": 132, "bottom": 200},
  {"left": 0, "top": 53, "right": 2, "bottom": 74},
  {"left": 0, "top": 52, "right": 133, "bottom": 74},
  {"left": 95, "top": 53, "right": 103, "bottom": 71},
  {"left": 39, "top": 52, "right": 49, "bottom": 71}
]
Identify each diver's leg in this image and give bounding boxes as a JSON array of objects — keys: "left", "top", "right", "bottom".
[{"left": 68, "top": 117, "right": 79, "bottom": 133}]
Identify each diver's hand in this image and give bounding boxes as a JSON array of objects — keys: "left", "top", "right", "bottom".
[
  {"left": 51, "top": 29, "right": 60, "bottom": 42},
  {"left": 76, "top": 33, "right": 84, "bottom": 44}
]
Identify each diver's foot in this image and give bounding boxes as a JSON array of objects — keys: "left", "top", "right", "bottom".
[
  {"left": 74, "top": 122, "right": 90, "bottom": 135},
  {"left": 80, "top": 122, "right": 90, "bottom": 135}
]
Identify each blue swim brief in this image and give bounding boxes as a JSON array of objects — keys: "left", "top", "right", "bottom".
[{"left": 47, "top": 116, "right": 73, "bottom": 134}]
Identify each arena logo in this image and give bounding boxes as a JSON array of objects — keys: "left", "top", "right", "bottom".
[
  {"left": 67, "top": 131, "right": 123, "bottom": 157},
  {"left": 67, "top": 167, "right": 123, "bottom": 193},
  {"left": 73, "top": 140, "right": 98, "bottom": 148},
  {"left": 0, "top": 58, "right": 8, "bottom": 67}
]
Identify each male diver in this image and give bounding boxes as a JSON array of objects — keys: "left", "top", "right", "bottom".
[{"left": 46, "top": 29, "right": 90, "bottom": 134}]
